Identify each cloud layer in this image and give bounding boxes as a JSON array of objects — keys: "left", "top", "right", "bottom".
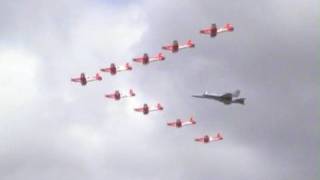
[{"left": 0, "top": 0, "right": 319, "bottom": 180}]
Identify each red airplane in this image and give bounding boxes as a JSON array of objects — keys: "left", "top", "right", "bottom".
[
  {"left": 194, "top": 133, "right": 223, "bottom": 144},
  {"left": 132, "top": 53, "right": 165, "bottom": 65},
  {"left": 71, "top": 73, "right": 102, "bottom": 86},
  {"left": 200, "top": 23, "right": 234, "bottom": 37},
  {"left": 105, "top": 89, "right": 136, "bottom": 101},
  {"left": 167, "top": 116, "right": 196, "bottom": 128},
  {"left": 161, "top": 40, "right": 195, "bottom": 53},
  {"left": 100, "top": 63, "right": 132, "bottom": 75},
  {"left": 134, "top": 103, "right": 164, "bottom": 115}
]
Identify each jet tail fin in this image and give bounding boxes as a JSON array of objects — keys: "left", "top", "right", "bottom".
[
  {"left": 157, "top": 103, "right": 164, "bottom": 110},
  {"left": 95, "top": 73, "right": 102, "bottom": 80},
  {"left": 232, "top": 90, "right": 240, "bottom": 97},
  {"left": 216, "top": 133, "right": 223, "bottom": 140},
  {"left": 190, "top": 116, "right": 196, "bottom": 124},
  {"left": 129, "top": 89, "right": 135, "bottom": 96}
]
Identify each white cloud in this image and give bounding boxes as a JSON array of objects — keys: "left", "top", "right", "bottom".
[{"left": 0, "top": 47, "right": 39, "bottom": 116}]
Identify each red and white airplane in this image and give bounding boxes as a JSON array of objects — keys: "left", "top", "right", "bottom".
[
  {"left": 132, "top": 53, "right": 165, "bottom": 65},
  {"left": 167, "top": 116, "right": 196, "bottom": 128},
  {"left": 194, "top": 133, "right": 223, "bottom": 144},
  {"left": 200, "top": 23, "right": 234, "bottom": 37},
  {"left": 71, "top": 73, "right": 102, "bottom": 86},
  {"left": 161, "top": 40, "right": 195, "bottom": 53},
  {"left": 134, "top": 103, "right": 164, "bottom": 115},
  {"left": 105, "top": 89, "right": 136, "bottom": 101},
  {"left": 100, "top": 63, "right": 132, "bottom": 75}
]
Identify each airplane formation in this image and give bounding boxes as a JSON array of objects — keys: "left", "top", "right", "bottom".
[{"left": 70, "top": 23, "right": 243, "bottom": 144}]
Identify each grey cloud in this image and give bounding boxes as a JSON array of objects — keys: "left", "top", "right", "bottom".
[{"left": 0, "top": 0, "right": 318, "bottom": 180}]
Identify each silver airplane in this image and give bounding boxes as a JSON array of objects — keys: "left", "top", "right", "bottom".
[{"left": 192, "top": 90, "right": 245, "bottom": 105}]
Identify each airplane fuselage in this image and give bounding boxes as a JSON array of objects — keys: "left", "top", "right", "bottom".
[{"left": 203, "top": 94, "right": 232, "bottom": 104}]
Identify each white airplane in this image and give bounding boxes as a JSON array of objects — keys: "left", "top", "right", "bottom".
[
  {"left": 195, "top": 133, "right": 223, "bottom": 144},
  {"left": 192, "top": 90, "right": 245, "bottom": 105},
  {"left": 162, "top": 40, "right": 195, "bottom": 53},
  {"left": 167, "top": 116, "right": 196, "bottom": 128},
  {"left": 200, "top": 23, "right": 234, "bottom": 37}
]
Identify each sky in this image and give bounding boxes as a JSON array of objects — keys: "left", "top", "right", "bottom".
[{"left": 0, "top": 0, "right": 319, "bottom": 180}]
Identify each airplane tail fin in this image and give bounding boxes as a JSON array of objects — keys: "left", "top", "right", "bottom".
[
  {"left": 216, "top": 133, "right": 223, "bottom": 140},
  {"left": 125, "top": 63, "right": 132, "bottom": 70},
  {"left": 187, "top": 40, "right": 195, "bottom": 47},
  {"left": 157, "top": 52, "right": 165, "bottom": 60},
  {"left": 232, "top": 90, "right": 240, "bottom": 97},
  {"left": 95, "top": 73, "right": 102, "bottom": 80},
  {"left": 157, "top": 103, "right": 164, "bottom": 110},
  {"left": 129, "top": 89, "right": 135, "bottom": 96},
  {"left": 233, "top": 98, "right": 245, "bottom": 105},
  {"left": 224, "top": 23, "right": 234, "bottom": 32},
  {"left": 190, "top": 116, "right": 196, "bottom": 124}
]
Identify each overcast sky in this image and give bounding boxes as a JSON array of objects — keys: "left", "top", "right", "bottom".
[{"left": 0, "top": 0, "right": 319, "bottom": 180}]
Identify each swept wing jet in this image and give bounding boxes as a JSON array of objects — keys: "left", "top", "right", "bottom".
[{"left": 192, "top": 90, "right": 245, "bottom": 105}]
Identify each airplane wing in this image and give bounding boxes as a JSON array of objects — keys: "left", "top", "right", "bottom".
[
  {"left": 178, "top": 45, "right": 189, "bottom": 49},
  {"left": 149, "top": 54, "right": 164, "bottom": 62},
  {"left": 116, "top": 65, "right": 127, "bottom": 71},
  {"left": 87, "top": 74, "right": 102, "bottom": 82},
  {"left": 86, "top": 78, "right": 97, "bottom": 82},
  {"left": 232, "top": 90, "right": 240, "bottom": 97},
  {"left": 181, "top": 121, "right": 193, "bottom": 126}
]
